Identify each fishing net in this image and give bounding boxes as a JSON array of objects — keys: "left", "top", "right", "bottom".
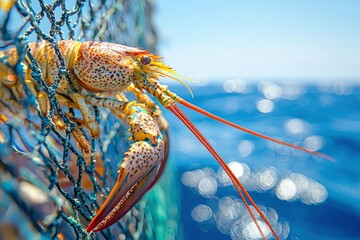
[{"left": 0, "top": 1, "right": 179, "bottom": 239}]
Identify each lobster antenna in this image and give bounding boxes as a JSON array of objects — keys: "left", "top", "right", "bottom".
[
  {"left": 176, "top": 97, "right": 333, "bottom": 161},
  {"left": 166, "top": 101, "right": 280, "bottom": 240},
  {"left": 152, "top": 68, "right": 194, "bottom": 97}
]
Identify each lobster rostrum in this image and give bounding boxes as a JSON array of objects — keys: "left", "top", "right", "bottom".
[{"left": 0, "top": 40, "right": 331, "bottom": 239}]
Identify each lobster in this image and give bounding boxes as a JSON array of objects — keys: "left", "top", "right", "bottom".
[{"left": 0, "top": 40, "right": 331, "bottom": 239}]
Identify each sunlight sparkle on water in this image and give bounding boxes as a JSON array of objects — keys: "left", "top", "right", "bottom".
[
  {"left": 276, "top": 174, "right": 328, "bottom": 204},
  {"left": 257, "top": 81, "right": 283, "bottom": 100},
  {"left": 256, "top": 99, "right": 274, "bottom": 113},
  {"left": 258, "top": 168, "right": 278, "bottom": 190},
  {"left": 218, "top": 197, "right": 243, "bottom": 221},
  {"left": 215, "top": 197, "right": 245, "bottom": 234},
  {"left": 217, "top": 162, "right": 250, "bottom": 186},
  {"left": 281, "top": 83, "right": 306, "bottom": 100},
  {"left": 307, "top": 182, "right": 328, "bottom": 204},
  {"left": 198, "top": 177, "right": 218, "bottom": 198},
  {"left": 223, "top": 79, "right": 248, "bottom": 93},
  {"left": 332, "top": 82, "right": 353, "bottom": 95},
  {"left": 291, "top": 173, "right": 328, "bottom": 204},
  {"left": 182, "top": 169, "right": 206, "bottom": 188},
  {"left": 276, "top": 178, "right": 297, "bottom": 201},
  {"left": 304, "top": 135, "right": 323, "bottom": 151},
  {"left": 182, "top": 161, "right": 327, "bottom": 238},
  {"left": 182, "top": 168, "right": 218, "bottom": 198},
  {"left": 317, "top": 81, "right": 353, "bottom": 95},
  {"left": 243, "top": 221, "right": 271, "bottom": 240},
  {"left": 191, "top": 204, "right": 213, "bottom": 223},
  {"left": 285, "top": 118, "right": 306, "bottom": 135},
  {"left": 237, "top": 140, "right": 254, "bottom": 157}
]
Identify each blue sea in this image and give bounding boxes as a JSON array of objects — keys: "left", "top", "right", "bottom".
[{"left": 163, "top": 79, "right": 360, "bottom": 240}]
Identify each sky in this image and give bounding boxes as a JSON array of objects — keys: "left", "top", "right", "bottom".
[{"left": 154, "top": 0, "right": 360, "bottom": 80}]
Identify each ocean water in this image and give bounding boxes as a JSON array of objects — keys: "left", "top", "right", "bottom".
[{"left": 163, "top": 80, "right": 360, "bottom": 240}]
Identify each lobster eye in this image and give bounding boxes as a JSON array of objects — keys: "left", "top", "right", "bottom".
[{"left": 140, "top": 55, "right": 151, "bottom": 65}]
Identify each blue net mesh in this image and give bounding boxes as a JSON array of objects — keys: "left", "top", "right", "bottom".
[{"left": 0, "top": 1, "right": 179, "bottom": 239}]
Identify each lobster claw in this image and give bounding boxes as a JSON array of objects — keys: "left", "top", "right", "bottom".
[{"left": 86, "top": 139, "right": 164, "bottom": 232}]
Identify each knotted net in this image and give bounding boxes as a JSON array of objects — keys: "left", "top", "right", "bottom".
[{"left": 0, "top": 1, "right": 179, "bottom": 239}]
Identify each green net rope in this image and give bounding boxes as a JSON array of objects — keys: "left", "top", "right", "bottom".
[{"left": 0, "top": 1, "right": 179, "bottom": 239}]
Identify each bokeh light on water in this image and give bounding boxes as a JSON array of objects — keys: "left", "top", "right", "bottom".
[
  {"left": 257, "top": 168, "right": 278, "bottom": 191},
  {"left": 182, "top": 168, "right": 218, "bottom": 198},
  {"left": 170, "top": 80, "right": 360, "bottom": 239},
  {"left": 276, "top": 179, "right": 297, "bottom": 201},
  {"left": 284, "top": 119, "right": 307, "bottom": 135},
  {"left": 182, "top": 162, "right": 327, "bottom": 239},
  {"left": 237, "top": 140, "right": 255, "bottom": 158},
  {"left": 257, "top": 81, "right": 283, "bottom": 100},
  {"left": 276, "top": 173, "right": 328, "bottom": 205},
  {"left": 223, "top": 79, "right": 249, "bottom": 94},
  {"left": 191, "top": 204, "right": 213, "bottom": 223},
  {"left": 304, "top": 135, "right": 323, "bottom": 152},
  {"left": 256, "top": 99, "right": 274, "bottom": 113},
  {"left": 217, "top": 161, "right": 250, "bottom": 187}
]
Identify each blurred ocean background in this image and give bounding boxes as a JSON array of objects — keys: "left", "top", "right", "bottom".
[
  {"left": 162, "top": 79, "right": 360, "bottom": 240},
  {"left": 155, "top": 1, "right": 360, "bottom": 238}
]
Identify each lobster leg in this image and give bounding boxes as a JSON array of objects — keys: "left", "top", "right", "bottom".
[
  {"left": 0, "top": 114, "right": 7, "bottom": 144},
  {"left": 84, "top": 97, "right": 165, "bottom": 232},
  {"left": 50, "top": 113, "right": 92, "bottom": 154},
  {"left": 126, "top": 84, "right": 170, "bottom": 189},
  {"left": 67, "top": 92, "right": 99, "bottom": 137}
]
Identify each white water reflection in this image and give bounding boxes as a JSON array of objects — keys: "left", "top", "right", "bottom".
[
  {"left": 243, "top": 221, "right": 271, "bottom": 240},
  {"left": 198, "top": 177, "right": 218, "bottom": 198},
  {"left": 256, "top": 99, "right": 274, "bottom": 113},
  {"left": 285, "top": 118, "right": 307, "bottom": 135},
  {"left": 257, "top": 81, "right": 283, "bottom": 100},
  {"left": 257, "top": 168, "right": 278, "bottom": 191},
  {"left": 304, "top": 135, "right": 323, "bottom": 151},
  {"left": 191, "top": 204, "right": 213, "bottom": 223},
  {"left": 281, "top": 83, "right": 306, "bottom": 100},
  {"left": 184, "top": 162, "right": 327, "bottom": 239},
  {"left": 317, "top": 81, "right": 353, "bottom": 95},
  {"left": 223, "top": 79, "right": 249, "bottom": 93},
  {"left": 217, "top": 161, "right": 250, "bottom": 186},
  {"left": 237, "top": 140, "right": 255, "bottom": 157},
  {"left": 182, "top": 169, "right": 206, "bottom": 188},
  {"left": 180, "top": 80, "right": 334, "bottom": 239},
  {"left": 182, "top": 168, "right": 218, "bottom": 198},
  {"left": 276, "top": 173, "right": 328, "bottom": 204},
  {"left": 276, "top": 178, "right": 297, "bottom": 201}
]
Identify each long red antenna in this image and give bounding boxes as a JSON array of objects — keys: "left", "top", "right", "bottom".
[
  {"left": 167, "top": 101, "right": 280, "bottom": 240},
  {"left": 177, "top": 97, "right": 333, "bottom": 161}
]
